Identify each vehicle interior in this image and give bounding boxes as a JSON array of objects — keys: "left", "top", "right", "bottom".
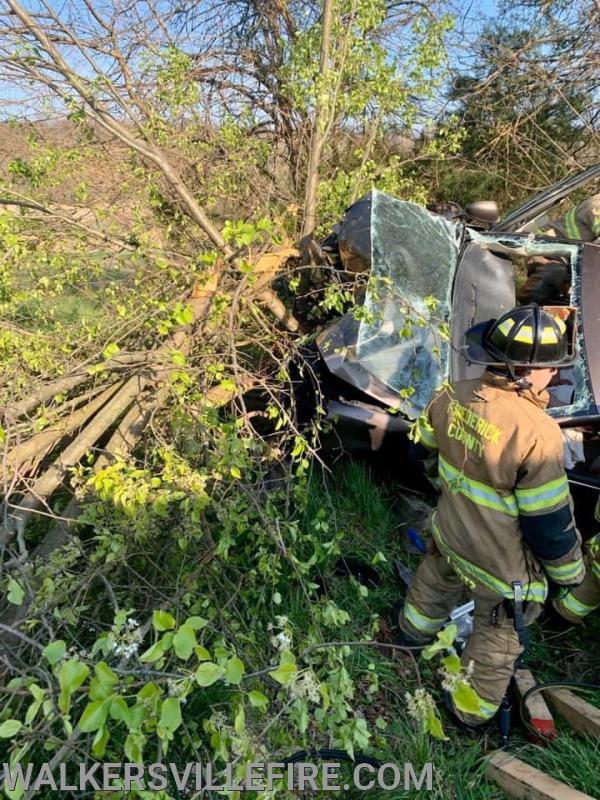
[
  {"left": 451, "top": 229, "right": 593, "bottom": 411},
  {"left": 453, "top": 230, "right": 600, "bottom": 480}
]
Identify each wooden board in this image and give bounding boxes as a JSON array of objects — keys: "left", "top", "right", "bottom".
[
  {"left": 514, "top": 669, "right": 556, "bottom": 741},
  {"left": 543, "top": 687, "right": 600, "bottom": 739},
  {"left": 485, "top": 751, "right": 595, "bottom": 800}
]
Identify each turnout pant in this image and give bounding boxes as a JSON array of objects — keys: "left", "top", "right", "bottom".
[
  {"left": 554, "top": 534, "right": 600, "bottom": 622},
  {"left": 398, "top": 542, "right": 541, "bottom": 727}
]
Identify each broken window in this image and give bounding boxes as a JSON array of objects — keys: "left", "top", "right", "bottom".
[
  {"left": 355, "top": 192, "right": 459, "bottom": 418},
  {"left": 466, "top": 231, "right": 594, "bottom": 417}
]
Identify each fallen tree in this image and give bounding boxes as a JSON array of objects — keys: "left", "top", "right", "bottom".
[{"left": 0, "top": 0, "right": 459, "bottom": 784}]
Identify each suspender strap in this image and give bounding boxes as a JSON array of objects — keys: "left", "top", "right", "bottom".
[{"left": 512, "top": 580, "right": 526, "bottom": 646}]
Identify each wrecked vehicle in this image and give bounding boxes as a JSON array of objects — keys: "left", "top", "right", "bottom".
[{"left": 310, "top": 164, "right": 600, "bottom": 535}]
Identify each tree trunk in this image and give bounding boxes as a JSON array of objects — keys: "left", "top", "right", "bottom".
[{"left": 301, "top": 0, "right": 334, "bottom": 247}]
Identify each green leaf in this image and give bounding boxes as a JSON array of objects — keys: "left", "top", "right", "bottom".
[
  {"left": 296, "top": 700, "right": 309, "bottom": 733},
  {"left": 139, "top": 633, "right": 173, "bottom": 664},
  {"left": 225, "top": 656, "right": 245, "bottom": 686},
  {"left": 58, "top": 660, "right": 89, "bottom": 714},
  {"left": 195, "top": 662, "right": 224, "bottom": 687},
  {"left": 248, "top": 690, "right": 269, "bottom": 710},
  {"left": 109, "top": 696, "right": 130, "bottom": 724},
  {"left": 234, "top": 704, "right": 245, "bottom": 735},
  {"left": 95, "top": 662, "right": 118, "bottom": 686},
  {"left": 88, "top": 662, "right": 117, "bottom": 702},
  {"left": 152, "top": 610, "right": 176, "bottom": 631},
  {"left": 25, "top": 685, "right": 46, "bottom": 725},
  {"left": 452, "top": 682, "right": 481, "bottom": 715},
  {"left": 92, "top": 726, "right": 109, "bottom": 758},
  {"left": 195, "top": 645, "right": 211, "bottom": 661},
  {"left": 170, "top": 349, "right": 186, "bottom": 366},
  {"left": 4, "top": 779, "right": 24, "bottom": 800},
  {"left": 230, "top": 466, "right": 241, "bottom": 479},
  {"left": 29, "top": 683, "right": 44, "bottom": 702},
  {"left": 42, "top": 640, "right": 66, "bottom": 665},
  {"left": 173, "top": 625, "right": 197, "bottom": 660},
  {"left": 7, "top": 578, "right": 24, "bottom": 606},
  {"left": 125, "top": 732, "right": 144, "bottom": 762},
  {"left": 426, "top": 711, "right": 448, "bottom": 741},
  {"left": 159, "top": 698, "right": 182, "bottom": 737},
  {"left": 319, "top": 683, "right": 330, "bottom": 711},
  {"left": 0, "top": 720, "right": 22, "bottom": 738},
  {"left": 128, "top": 704, "right": 146, "bottom": 731},
  {"left": 79, "top": 699, "right": 110, "bottom": 733},
  {"left": 102, "top": 342, "right": 120, "bottom": 359},
  {"left": 442, "top": 653, "right": 461, "bottom": 673},
  {"left": 173, "top": 304, "right": 193, "bottom": 325},
  {"left": 185, "top": 616, "right": 208, "bottom": 630},
  {"left": 269, "top": 662, "right": 297, "bottom": 685},
  {"left": 280, "top": 650, "right": 296, "bottom": 665},
  {"left": 89, "top": 677, "right": 113, "bottom": 702},
  {"left": 422, "top": 624, "right": 458, "bottom": 660}
]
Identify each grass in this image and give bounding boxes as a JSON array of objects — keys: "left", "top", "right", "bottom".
[{"left": 301, "top": 460, "right": 600, "bottom": 799}]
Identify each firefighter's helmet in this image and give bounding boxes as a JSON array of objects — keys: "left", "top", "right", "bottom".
[{"left": 465, "top": 304, "right": 576, "bottom": 368}]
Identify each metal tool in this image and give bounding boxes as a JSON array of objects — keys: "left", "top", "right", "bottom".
[{"left": 394, "top": 559, "right": 475, "bottom": 647}]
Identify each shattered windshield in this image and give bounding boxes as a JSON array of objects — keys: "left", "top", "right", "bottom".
[{"left": 356, "top": 192, "right": 459, "bottom": 417}]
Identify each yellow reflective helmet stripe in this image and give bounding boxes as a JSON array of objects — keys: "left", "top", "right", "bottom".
[
  {"left": 497, "top": 318, "right": 515, "bottom": 336},
  {"left": 403, "top": 602, "right": 447, "bottom": 635},
  {"left": 512, "top": 325, "right": 534, "bottom": 344},
  {"left": 540, "top": 327, "right": 559, "bottom": 344},
  {"left": 515, "top": 475, "right": 570, "bottom": 514},
  {"left": 512, "top": 325, "right": 560, "bottom": 345},
  {"left": 543, "top": 558, "right": 585, "bottom": 583},
  {"left": 439, "top": 456, "right": 518, "bottom": 517},
  {"left": 498, "top": 313, "right": 564, "bottom": 345},
  {"left": 497, "top": 311, "right": 564, "bottom": 345},
  {"left": 432, "top": 515, "right": 548, "bottom": 602}
]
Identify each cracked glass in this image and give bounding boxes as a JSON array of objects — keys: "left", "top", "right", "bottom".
[{"left": 355, "top": 191, "right": 459, "bottom": 418}]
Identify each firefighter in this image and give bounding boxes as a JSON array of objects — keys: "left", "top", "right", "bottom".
[
  {"left": 553, "top": 497, "right": 600, "bottom": 622},
  {"left": 396, "top": 304, "right": 584, "bottom": 727},
  {"left": 544, "top": 193, "right": 600, "bottom": 243},
  {"left": 519, "top": 194, "right": 600, "bottom": 305}
]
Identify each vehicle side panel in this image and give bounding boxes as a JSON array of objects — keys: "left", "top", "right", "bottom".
[
  {"left": 581, "top": 244, "right": 600, "bottom": 413},
  {"left": 450, "top": 241, "right": 516, "bottom": 382}
]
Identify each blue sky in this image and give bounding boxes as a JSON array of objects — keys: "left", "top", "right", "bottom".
[{"left": 0, "top": 0, "right": 504, "bottom": 120}]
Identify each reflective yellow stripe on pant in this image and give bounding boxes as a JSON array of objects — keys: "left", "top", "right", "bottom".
[
  {"left": 554, "top": 532, "right": 600, "bottom": 621},
  {"left": 432, "top": 514, "right": 548, "bottom": 603}
]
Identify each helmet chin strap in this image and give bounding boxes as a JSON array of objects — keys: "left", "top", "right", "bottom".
[{"left": 506, "top": 360, "right": 532, "bottom": 389}]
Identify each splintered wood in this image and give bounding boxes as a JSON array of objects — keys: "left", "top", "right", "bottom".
[{"left": 485, "top": 751, "right": 595, "bottom": 800}]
